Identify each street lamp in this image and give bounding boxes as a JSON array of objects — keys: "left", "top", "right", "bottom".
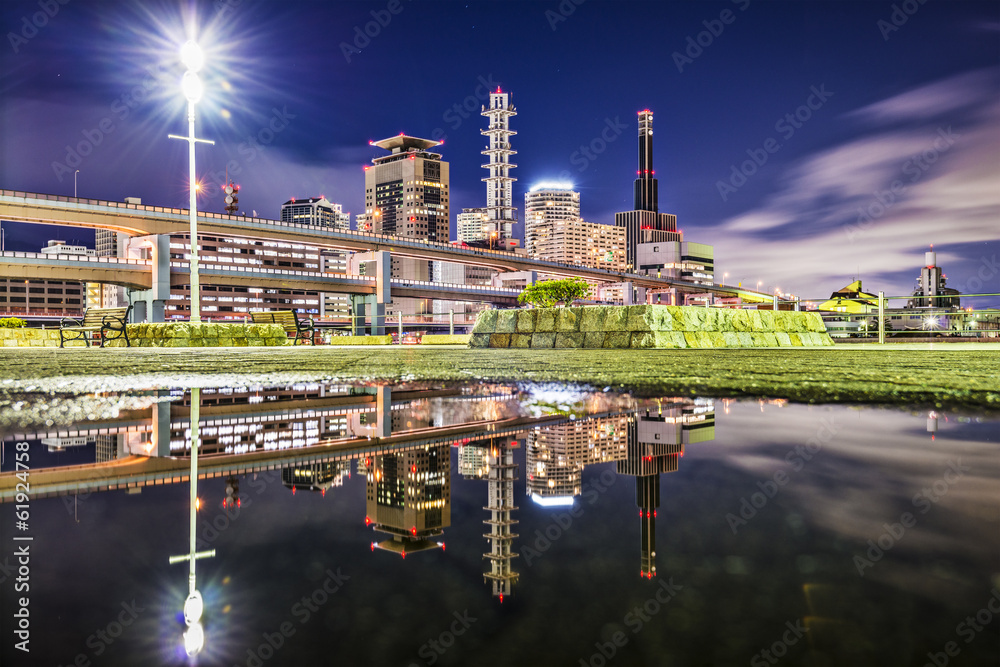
[
  {"left": 169, "top": 40, "right": 214, "bottom": 323},
  {"left": 74, "top": 169, "right": 79, "bottom": 198}
]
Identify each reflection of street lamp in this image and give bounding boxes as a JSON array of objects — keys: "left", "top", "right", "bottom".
[
  {"left": 168, "top": 388, "right": 215, "bottom": 657},
  {"left": 723, "top": 272, "right": 728, "bottom": 286},
  {"left": 169, "top": 41, "right": 214, "bottom": 323}
]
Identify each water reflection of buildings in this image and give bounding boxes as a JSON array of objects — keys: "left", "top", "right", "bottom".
[
  {"left": 459, "top": 445, "right": 490, "bottom": 479},
  {"left": 618, "top": 399, "right": 715, "bottom": 578},
  {"left": 282, "top": 461, "right": 351, "bottom": 494},
  {"left": 526, "top": 414, "right": 630, "bottom": 504},
  {"left": 366, "top": 445, "right": 451, "bottom": 556},
  {"left": 482, "top": 439, "right": 519, "bottom": 600}
]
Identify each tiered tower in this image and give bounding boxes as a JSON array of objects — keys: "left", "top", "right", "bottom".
[
  {"left": 481, "top": 88, "right": 517, "bottom": 241},
  {"left": 483, "top": 439, "right": 519, "bottom": 600}
]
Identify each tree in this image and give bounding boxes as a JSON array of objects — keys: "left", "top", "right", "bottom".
[{"left": 517, "top": 278, "right": 590, "bottom": 308}]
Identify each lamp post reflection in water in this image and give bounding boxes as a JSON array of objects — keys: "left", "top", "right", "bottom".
[{"left": 168, "top": 387, "right": 216, "bottom": 656}]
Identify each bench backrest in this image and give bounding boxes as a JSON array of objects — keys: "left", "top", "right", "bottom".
[
  {"left": 249, "top": 310, "right": 299, "bottom": 327},
  {"left": 81, "top": 307, "right": 129, "bottom": 327}
]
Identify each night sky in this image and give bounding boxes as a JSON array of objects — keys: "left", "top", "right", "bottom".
[{"left": 1, "top": 0, "right": 998, "bottom": 301}]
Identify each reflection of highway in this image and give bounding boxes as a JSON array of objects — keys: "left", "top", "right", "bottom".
[
  {"left": 0, "top": 390, "right": 716, "bottom": 599},
  {"left": 2, "top": 386, "right": 494, "bottom": 454},
  {"left": 0, "top": 390, "right": 626, "bottom": 502}
]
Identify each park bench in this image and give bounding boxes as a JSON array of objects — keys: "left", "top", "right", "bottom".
[
  {"left": 249, "top": 310, "right": 315, "bottom": 345},
  {"left": 59, "top": 305, "right": 132, "bottom": 348}
]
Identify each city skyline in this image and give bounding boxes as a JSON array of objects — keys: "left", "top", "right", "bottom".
[{"left": 1, "top": 0, "right": 997, "bottom": 300}]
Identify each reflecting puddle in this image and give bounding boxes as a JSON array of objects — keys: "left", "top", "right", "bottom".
[{"left": 1, "top": 383, "right": 997, "bottom": 666}]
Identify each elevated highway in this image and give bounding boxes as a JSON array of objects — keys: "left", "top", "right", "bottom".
[
  {"left": 0, "top": 189, "right": 769, "bottom": 300},
  {"left": 0, "top": 251, "right": 521, "bottom": 305}
]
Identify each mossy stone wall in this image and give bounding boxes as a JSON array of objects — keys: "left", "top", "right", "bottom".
[
  {"left": 469, "top": 305, "right": 834, "bottom": 349},
  {"left": 0, "top": 328, "right": 78, "bottom": 347},
  {"left": 104, "top": 322, "right": 288, "bottom": 347}
]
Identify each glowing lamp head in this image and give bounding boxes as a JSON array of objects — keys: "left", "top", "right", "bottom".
[
  {"left": 182, "top": 71, "right": 203, "bottom": 104},
  {"left": 183, "top": 622, "right": 205, "bottom": 656},
  {"left": 183, "top": 591, "right": 204, "bottom": 625},
  {"left": 181, "top": 41, "right": 205, "bottom": 72}
]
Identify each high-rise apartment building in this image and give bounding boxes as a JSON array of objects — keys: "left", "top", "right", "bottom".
[
  {"left": 523, "top": 186, "right": 625, "bottom": 270},
  {"left": 280, "top": 197, "right": 350, "bottom": 229},
  {"left": 456, "top": 207, "right": 489, "bottom": 243},
  {"left": 526, "top": 414, "right": 630, "bottom": 503},
  {"left": 481, "top": 88, "right": 517, "bottom": 240},
  {"left": 524, "top": 187, "right": 580, "bottom": 256},
  {"left": 615, "top": 110, "right": 681, "bottom": 270},
  {"left": 529, "top": 218, "right": 626, "bottom": 271}
]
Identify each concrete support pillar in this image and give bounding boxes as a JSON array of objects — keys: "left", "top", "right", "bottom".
[
  {"left": 125, "top": 234, "right": 170, "bottom": 323},
  {"left": 351, "top": 295, "right": 366, "bottom": 336},
  {"left": 374, "top": 385, "right": 391, "bottom": 438}
]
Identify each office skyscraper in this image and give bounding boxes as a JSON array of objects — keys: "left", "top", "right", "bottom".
[
  {"left": 615, "top": 110, "right": 680, "bottom": 270},
  {"left": 366, "top": 135, "right": 449, "bottom": 242},
  {"left": 481, "top": 88, "right": 517, "bottom": 241}
]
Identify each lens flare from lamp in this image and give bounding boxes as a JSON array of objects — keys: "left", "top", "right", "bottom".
[
  {"left": 182, "top": 71, "right": 203, "bottom": 103},
  {"left": 183, "top": 622, "right": 205, "bottom": 656},
  {"left": 180, "top": 41, "right": 204, "bottom": 72},
  {"left": 184, "top": 591, "right": 204, "bottom": 625}
]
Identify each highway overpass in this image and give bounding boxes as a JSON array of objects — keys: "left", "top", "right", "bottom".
[
  {"left": 0, "top": 251, "right": 522, "bottom": 305},
  {"left": 0, "top": 189, "right": 769, "bottom": 300}
]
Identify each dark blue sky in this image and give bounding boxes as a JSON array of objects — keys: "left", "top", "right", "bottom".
[{"left": 2, "top": 0, "right": 998, "bottom": 299}]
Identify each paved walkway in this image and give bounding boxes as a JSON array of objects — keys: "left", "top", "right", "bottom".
[{"left": 1, "top": 345, "right": 997, "bottom": 411}]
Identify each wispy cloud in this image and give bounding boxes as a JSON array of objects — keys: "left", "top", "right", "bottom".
[{"left": 713, "top": 68, "right": 1000, "bottom": 300}]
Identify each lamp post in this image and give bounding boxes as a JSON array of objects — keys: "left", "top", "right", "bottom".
[
  {"left": 74, "top": 170, "right": 79, "bottom": 198},
  {"left": 169, "top": 41, "right": 214, "bottom": 323}
]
